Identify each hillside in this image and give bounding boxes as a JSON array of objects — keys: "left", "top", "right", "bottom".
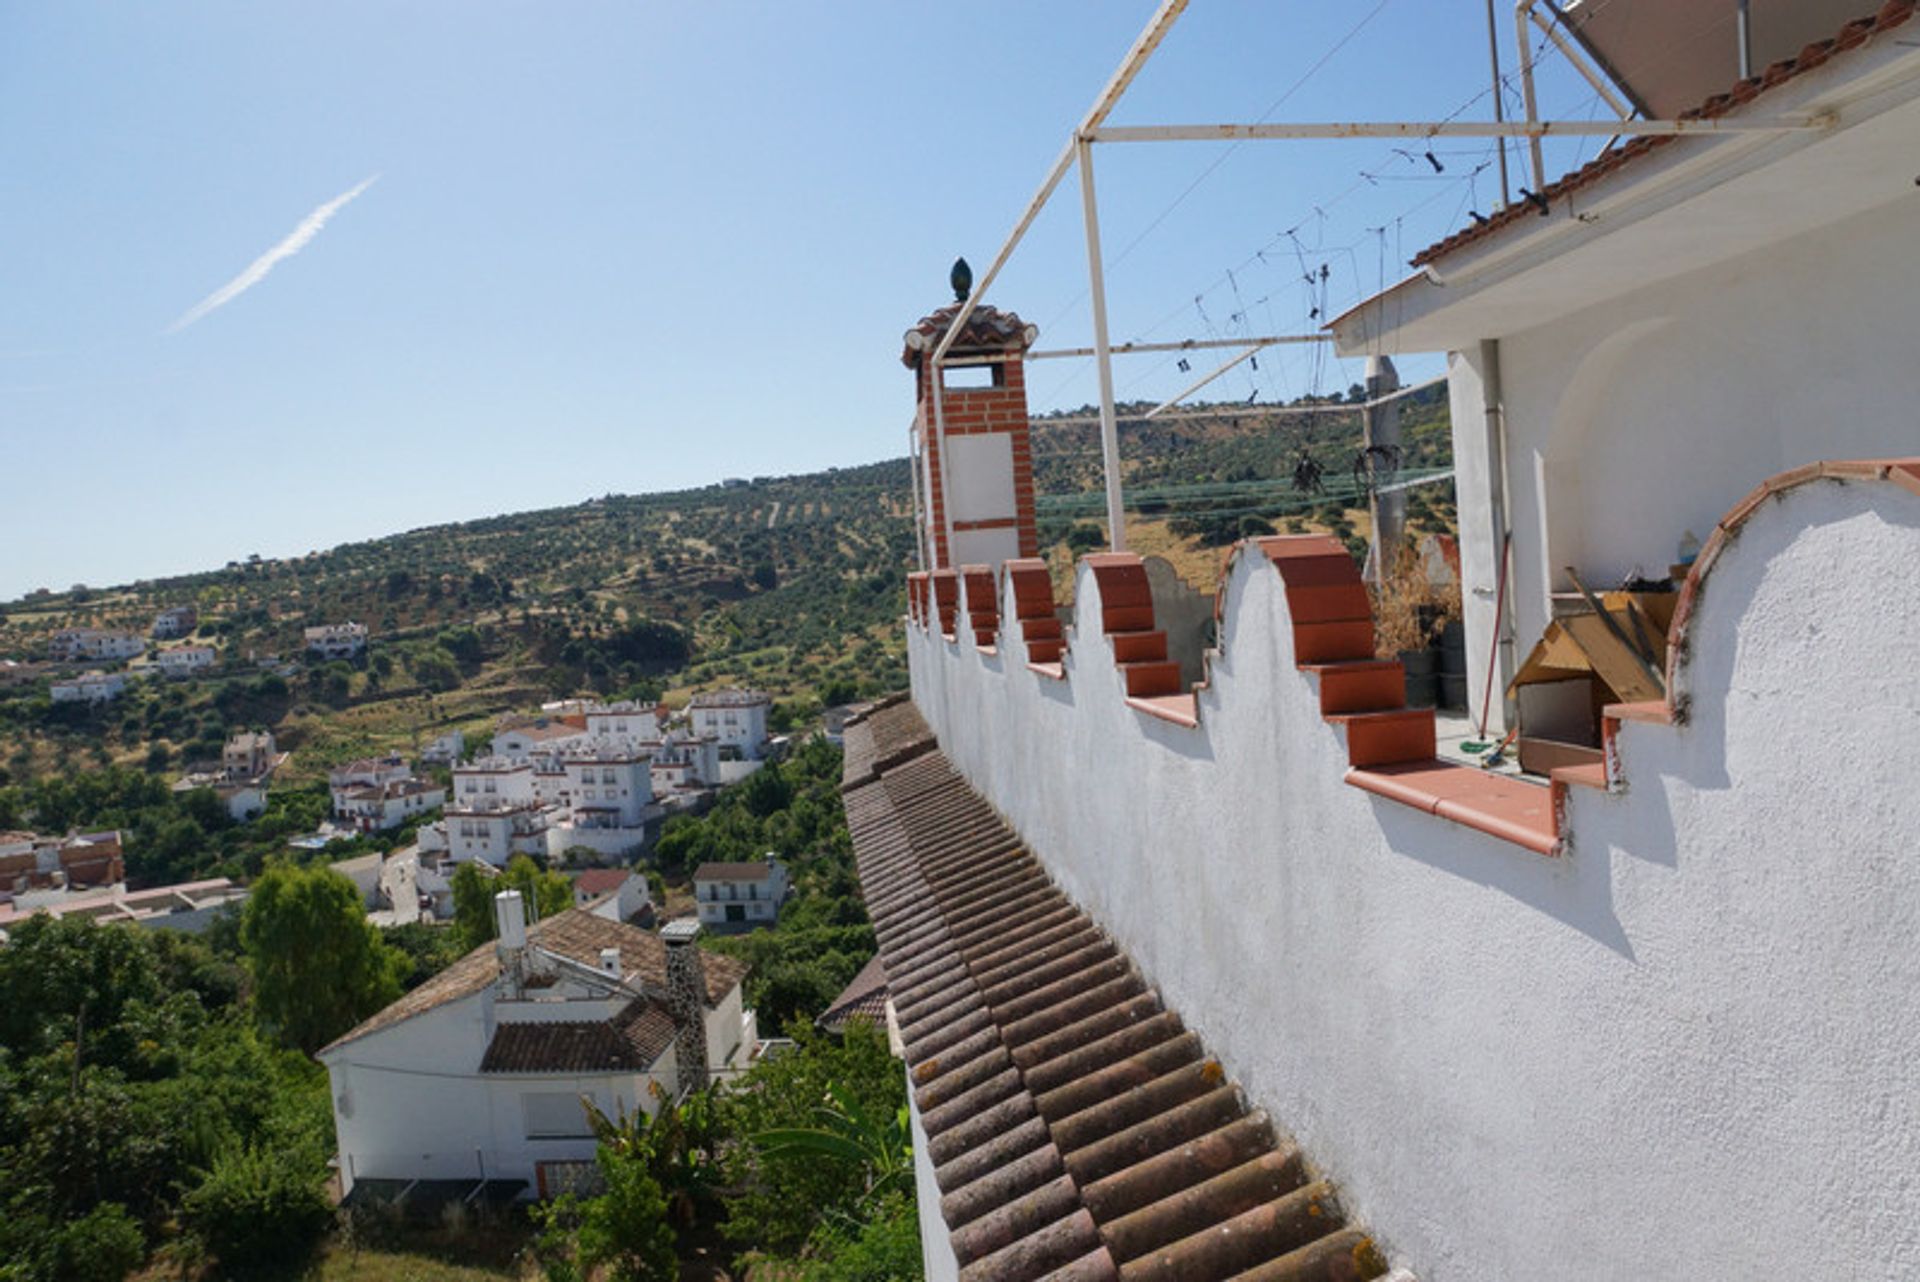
[{"left": 0, "top": 385, "right": 1453, "bottom": 786}]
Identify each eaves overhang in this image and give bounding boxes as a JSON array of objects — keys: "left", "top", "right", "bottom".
[{"left": 1330, "top": 34, "right": 1920, "bottom": 358}]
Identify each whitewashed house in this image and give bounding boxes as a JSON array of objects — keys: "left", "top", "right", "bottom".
[
  {"left": 49, "top": 629, "right": 146, "bottom": 663},
  {"left": 490, "top": 719, "right": 586, "bottom": 760},
  {"left": 446, "top": 800, "right": 551, "bottom": 868},
  {"left": 686, "top": 689, "right": 771, "bottom": 759},
  {"left": 319, "top": 898, "right": 754, "bottom": 1203},
  {"left": 692, "top": 859, "right": 788, "bottom": 928},
  {"left": 547, "top": 739, "right": 653, "bottom": 860},
  {"left": 304, "top": 621, "right": 368, "bottom": 660},
  {"left": 154, "top": 644, "right": 216, "bottom": 677},
  {"left": 328, "top": 756, "right": 414, "bottom": 817},
  {"left": 338, "top": 778, "right": 446, "bottom": 833},
  {"left": 453, "top": 756, "right": 539, "bottom": 809},
  {"left": 583, "top": 700, "right": 664, "bottom": 743},
  {"left": 151, "top": 606, "right": 198, "bottom": 639},
  {"left": 49, "top": 671, "right": 125, "bottom": 703},
  {"left": 571, "top": 867, "right": 653, "bottom": 925}
]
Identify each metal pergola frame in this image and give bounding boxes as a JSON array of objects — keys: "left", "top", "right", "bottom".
[{"left": 918, "top": 0, "right": 1828, "bottom": 564}]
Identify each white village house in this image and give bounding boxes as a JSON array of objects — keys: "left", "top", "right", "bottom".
[
  {"left": 692, "top": 858, "right": 788, "bottom": 928},
  {"left": 153, "top": 644, "right": 217, "bottom": 677},
  {"left": 151, "top": 605, "right": 198, "bottom": 639},
  {"left": 686, "top": 689, "right": 771, "bottom": 759},
  {"left": 49, "top": 671, "right": 126, "bottom": 704},
  {"left": 320, "top": 898, "right": 754, "bottom": 1203},
  {"left": 304, "top": 621, "right": 369, "bottom": 660},
  {"left": 863, "top": 7, "right": 1920, "bottom": 1281},
  {"left": 48, "top": 628, "right": 146, "bottom": 663},
  {"left": 571, "top": 867, "right": 653, "bottom": 925}
]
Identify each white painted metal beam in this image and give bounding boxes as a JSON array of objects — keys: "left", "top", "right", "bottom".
[
  {"left": 1028, "top": 334, "right": 1327, "bottom": 362},
  {"left": 928, "top": 0, "right": 1190, "bottom": 370},
  {"left": 1088, "top": 118, "right": 1823, "bottom": 143},
  {"left": 1076, "top": 136, "right": 1126, "bottom": 552}
]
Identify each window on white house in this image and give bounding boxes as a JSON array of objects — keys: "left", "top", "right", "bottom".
[{"left": 523, "top": 1092, "right": 596, "bottom": 1139}]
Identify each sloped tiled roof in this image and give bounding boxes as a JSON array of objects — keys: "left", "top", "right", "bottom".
[
  {"left": 479, "top": 998, "right": 677, "bottom": 1074},
  {"left": 693, "top": 861, "right": 778, "bottom": 882},
  {"left": 817, "top": 951, "right": 890, "bottom": 1035},
  {"left": 574, "top": 868, "right": 634, "bottom": 895},
  {"left": 901, "top": 301, "right": 1036, "bottom": 368},
  {"left": 1412, "top": 1, "right": 1916, "bottom": 266},
  {"left": 321, "top": 908, "right": 748, "bottom": 1054},
  {"left": 841, "top": 700, "right": 1388, "bottom": 1282}
]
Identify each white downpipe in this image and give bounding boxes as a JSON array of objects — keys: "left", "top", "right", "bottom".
[{"left": 1076, "top": 135, "right": 1126, "bottom": 553}]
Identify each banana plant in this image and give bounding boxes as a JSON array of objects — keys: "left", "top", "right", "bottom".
[{"left": 752, "top": 1080, "right": 912, "bottom": 1208}]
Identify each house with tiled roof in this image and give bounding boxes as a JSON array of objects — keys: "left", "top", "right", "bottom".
[
  {"left": 319, "top": 900, "right": 756, "bottom": 1203},
  {"left": 815, "top": 951, "right": 889, "bottom": 1036},
  {"left": 692, "top": 858, "right": 788, "bottom": 928},
  {"left": 862, "top": 9, "right": 1920, "bottom": 1280}
]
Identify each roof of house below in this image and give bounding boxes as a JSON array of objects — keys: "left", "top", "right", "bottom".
[
  {"left": 480, "top": 999, "right": 677, "bottom": 1074},
  {"left": 692, "top": 860, "right": 778, "bottom": 882},
  {"left": 320, "top": 908, "right": 748, "bottom": 1054}
]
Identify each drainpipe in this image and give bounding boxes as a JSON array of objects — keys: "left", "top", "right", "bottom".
[
  {"left": 1479, "top": 338, "right": 1519, "bottom": 728},
  {"left": 1737, "top": 0, "right": 1753, "bottom": 80}
]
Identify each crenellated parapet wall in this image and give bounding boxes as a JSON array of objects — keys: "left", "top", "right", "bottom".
[{"left": 903, "top": 459, "right": 1920, "bottom": 1281}]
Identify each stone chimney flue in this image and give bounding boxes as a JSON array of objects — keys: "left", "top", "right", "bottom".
[{"left": 661, "top": 918, "right": 709, "bottom": 1094}]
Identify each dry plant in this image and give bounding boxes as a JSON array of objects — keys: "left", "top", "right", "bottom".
[{"left": 1370, "top": 541, "right": 1463, "bottom": 658}]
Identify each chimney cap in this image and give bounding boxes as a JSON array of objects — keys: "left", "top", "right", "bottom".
[
  {"left": 901, "top": 299, "right": 1036, "bottom": 369},
  {"left": 950, "top": 257, "right": 972, "bottom": 302},
  {"left": 661, "top": 917, "right": 702, "bottom": 947}
]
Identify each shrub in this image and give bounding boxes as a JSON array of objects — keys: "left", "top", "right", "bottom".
[
  {"left": 42, "top": 1202, "right": 145, "bottom": 1282},
  {"left": 180, "top": 1143, "right": 332, "bottom": 1275}
]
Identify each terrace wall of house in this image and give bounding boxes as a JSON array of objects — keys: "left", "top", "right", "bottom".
[
  {"left": 1447, "top": 194, "right": 1920, "bottom": 728},
  {"left": 907, "top": 1078, "right": 962, "bottom": 1282},
  {"left": 903, "top": 472, "right": 1920, "bottom": 1281}
]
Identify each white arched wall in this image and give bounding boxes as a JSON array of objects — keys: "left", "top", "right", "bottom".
[
  {"left": 905, "top": 470, "right": 1920, "bottom": 1281},
  {"left": 1453, "top": 195, "right": 1920, "bottom": 717}
]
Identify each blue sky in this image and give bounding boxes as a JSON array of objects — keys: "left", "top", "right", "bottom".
[{"left": 0, "top": 2, "right": 1605, "bottom": 600}]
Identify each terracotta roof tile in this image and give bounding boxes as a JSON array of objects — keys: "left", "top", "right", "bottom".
[
  {"left": 840, "top": 704, "right": 1388, "bottom": 1282},
  {"left": 817, "top": 951, "right": 890, "bottom": 1034},
  {"left": 479, "top": 999, "right": 677, "bottom": 1073},
  {"left": 901, "top": 301, "right": 1036, "bottom": 369},
  {"left": 1411, "top": 2, "right": 1916, "bottom": 267},
  {"left": 320, "top": 908, "right": 746, "bottom": 1054}
]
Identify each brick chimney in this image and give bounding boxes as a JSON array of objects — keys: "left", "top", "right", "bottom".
[
  {"left": 661, "top": 918, "right": 709, "bottom": 1094},
  {"left": 902, "top": 263, "right": 1040, "bottom": 572}
]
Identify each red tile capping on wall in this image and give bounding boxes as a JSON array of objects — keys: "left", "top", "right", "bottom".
[
  {"left": 1663, "top": 458, "right": 1920, "bottom": 710},
  {"left": 1003, "top": 559, "right": 1067, "bottom": 676},
  {"left": 959, "top": 564, "right": 1000, "bottom": 651},
  {"left": 1082, "top": 552, "right": 1196, "bottom": 723},
  {"left": 1250, "top": 534, "right": 1564, "bottom": 856},
  {"left": 930, "top": 569, "right": 960, "bottom": 642},
  {"left": 907, "top": 572, "right": 930, "bottom": 630}
]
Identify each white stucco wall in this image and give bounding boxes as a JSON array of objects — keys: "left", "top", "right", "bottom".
[
  {"left": 907, "top": 476, "right": 1920, "bottom": 1281},
  {"left": 1447, "top": 197, "right": 1920, "bottom": 729},
  {"left": 325, "top": 987, "right": 677, "bottom": 1199},
  {"left": 908, "top": 1070, "right": 962, "bottom": 1282}
]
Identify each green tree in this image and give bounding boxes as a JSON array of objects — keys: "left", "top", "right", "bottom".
[
  {"left": 241, "top": 863, "right": 405, "bottom": 1053},
  {"left": 450, "top": 855, "right": 572, "bottom": 950}
]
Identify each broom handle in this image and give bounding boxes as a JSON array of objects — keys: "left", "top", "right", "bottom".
[{"left": 1476, "top": 530, "right": 1511, "bottom": 741}]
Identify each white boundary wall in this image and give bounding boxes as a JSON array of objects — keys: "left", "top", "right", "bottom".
[{"left": 908, "top": 477, "right": 1920, "bottom": 1280}]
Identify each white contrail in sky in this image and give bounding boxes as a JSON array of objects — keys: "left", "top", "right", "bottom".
[{"left": 165, "top": 174, "right": 379, "bottom": 334}]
